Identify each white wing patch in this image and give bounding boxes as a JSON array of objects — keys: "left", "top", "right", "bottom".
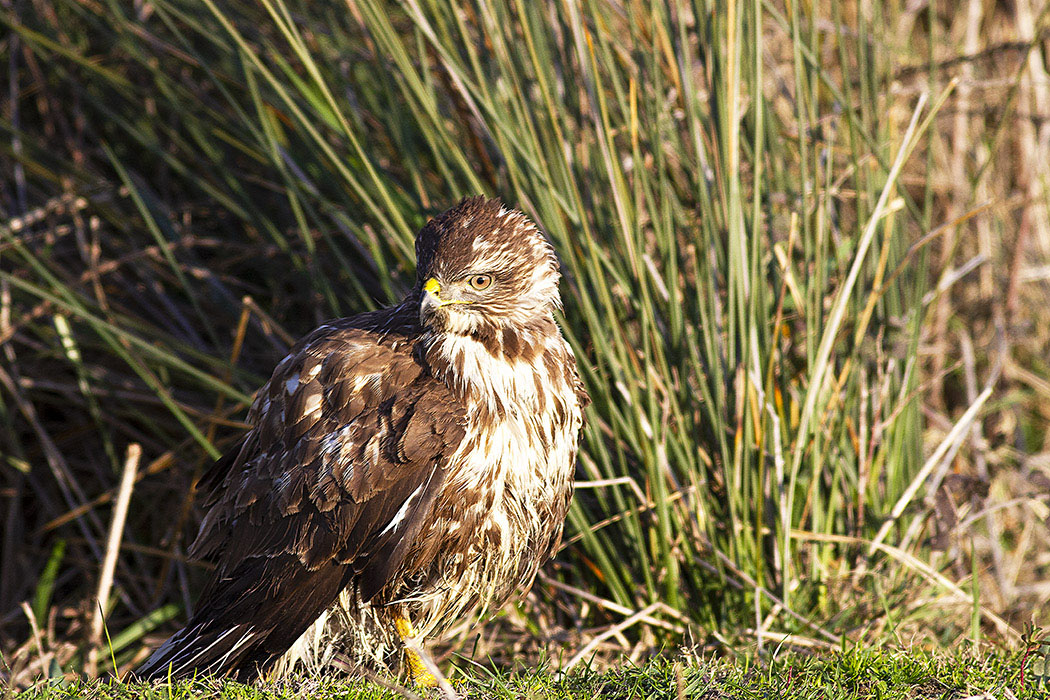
[
  {"left": 379, "top": 483, "right": 425, "bottom": 536},
  {"left": 302, "top": 392, "right": 322, "bottom": 417},
  {"left": 285, "top": 373, "right": 300, "bottom": 394}
]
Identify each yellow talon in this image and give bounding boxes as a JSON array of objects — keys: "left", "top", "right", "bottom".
[
  {"left": 405, "top": 648, "right": 439, "bottom": 687},
  {"left": 395, "top": 614, "right": 439, "bottom": 688}
]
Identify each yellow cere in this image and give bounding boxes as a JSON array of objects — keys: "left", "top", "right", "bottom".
[{"left": 424, "top": 277, "right": 469, "bottom": 306}]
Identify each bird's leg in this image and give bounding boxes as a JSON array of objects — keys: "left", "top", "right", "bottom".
[{"left": 394, "top": 614, "right": 438, "bottom": 688}]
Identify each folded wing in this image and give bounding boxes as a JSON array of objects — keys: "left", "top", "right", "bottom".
[{"left": 138, "top": 321, "right": 464, "bottom": 681}]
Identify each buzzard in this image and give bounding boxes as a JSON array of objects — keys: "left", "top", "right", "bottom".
[{"left": 137, "top": 197, "right": 588, "bottom": 683}]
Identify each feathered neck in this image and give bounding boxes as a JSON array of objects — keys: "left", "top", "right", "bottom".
[{"left": 418, "top": 317, "right": 558, "bottom": 419}]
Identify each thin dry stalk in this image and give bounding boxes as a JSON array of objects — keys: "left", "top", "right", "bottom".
[
  {"left": 870, "top": 387, "right": 992, "bottom": 552},
  {"left": 18, "top": 603, "right": 49, "bottom": 678},
  {"left": 538, "top": 573, "right": 687, "bottom": 634},
  {"left": 87, "top": 443, "right": 141, "bottom": 677},
  {"left": 39, "top": 452, "right": 174, "bottom": 534},
  {"left": 564, "top": 603, "right": 665, "bottom": 671}
]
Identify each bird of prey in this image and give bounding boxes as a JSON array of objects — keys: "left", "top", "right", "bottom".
[{"left": 137, "top": 197, "right": 588, "bottom": 684}]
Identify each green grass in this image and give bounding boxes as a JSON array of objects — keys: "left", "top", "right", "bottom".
[
  {"left": 13, "top": 647, "right": 1048, "bottom": 699},
  {"left": 1, "top": 0, "right": 1047, "bottom": 688}
]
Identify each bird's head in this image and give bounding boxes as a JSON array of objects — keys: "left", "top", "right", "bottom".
[{"left": 414, "top": 197, "right": 561, "bottom": 335}]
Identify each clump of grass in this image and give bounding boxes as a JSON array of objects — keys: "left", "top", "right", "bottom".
[
  {"left": 11, "top": 647, "right": 1046, "bottom": 699},
  {"left": 2, "top": 0, "right": 1047, "bottom": 686}
]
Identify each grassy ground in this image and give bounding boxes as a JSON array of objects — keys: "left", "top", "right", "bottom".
[
  {"left": 11, "top": 647, "right": 1049, "bottom": 699},
  {"left": 3, "top": 0, "right": 1050, "bottom": 693}
]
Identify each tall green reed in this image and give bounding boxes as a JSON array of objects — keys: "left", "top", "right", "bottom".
[{"left": 2, "top": 0, "right": 986, "bottom": 656}]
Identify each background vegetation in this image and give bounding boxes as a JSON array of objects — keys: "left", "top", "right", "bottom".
[{"left": 2, "top": 0, "right": 1049, "bottom": 692}]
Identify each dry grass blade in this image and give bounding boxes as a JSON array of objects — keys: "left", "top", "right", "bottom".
[
  {"left": 563, "top": 603, "right": 669, "bottom": 671},
  {"left": 87, "top": 443, "right": 141, "bottom": 678},
  {"left": 869, "top": 387, "right": 993, "bottom": 552}
]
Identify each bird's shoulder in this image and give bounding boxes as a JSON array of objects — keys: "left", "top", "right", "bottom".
[{"left": 249, "top": 308, "right": 447, "bottom": 436}]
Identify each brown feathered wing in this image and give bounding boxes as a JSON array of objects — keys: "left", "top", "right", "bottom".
[{"left": 137, "top": 320, "right": 465, "bottom": 681}]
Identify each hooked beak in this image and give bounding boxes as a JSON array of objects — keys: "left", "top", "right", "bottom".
[{"left": 423, "top": 278, "right": 468, "bottom": 307}]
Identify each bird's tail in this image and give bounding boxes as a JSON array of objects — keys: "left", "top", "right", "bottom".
[
  {"left": 135, "top": 555, "right": 353, "bottom": 682},
  {"left": 135, "top": 619, "right": 264, "bottom": 681}
]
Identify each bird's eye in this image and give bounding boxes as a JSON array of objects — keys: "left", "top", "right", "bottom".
[{"left": 468, "top": 274, "right": 493, "bottom": 291}]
